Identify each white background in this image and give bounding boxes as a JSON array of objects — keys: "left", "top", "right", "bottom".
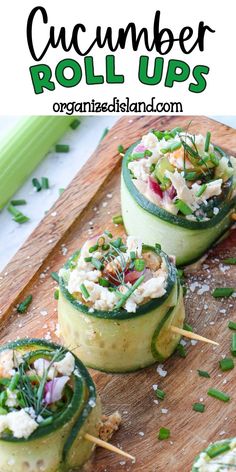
[
  {"left": 0, "top": 115, "right": 235, "bottom": 271},
  {"left": 0, "top": 0, "right": 235, "bottom": 114}
]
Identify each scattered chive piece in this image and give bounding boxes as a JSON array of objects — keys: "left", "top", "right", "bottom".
[
  {"left": 84, "top": 257, "right": 92, "bottom": 263},
  {"left": 150, "top": 163, "right": 155, "bottom": 173},
  {"left": 155, "top": 388, "right": 166, "bottom": 400},
  {"left": 204, "top": 131, "right": 211, "bottom": 152},
  {"left": 115, "top": 275, "right": 145, "bottom": 310},
  {"left": 17, "top": 295, "right": 33, "bottom": 313},
  {"left": 207, "top": 388, "right": 230, "bottom": 402},
  {"left": 32, "top": 177, "right": 41, "bottom": 192},
  {"left": 70, "top": 119, "right": 81, "bottom": 130},
  {"left": 207, "top": 443, "right": 230, "bottom": 459},
  {"left": 185, "top": 172, "right": 197, "bottom": 181},
  {"left": 10, "top": 199, "right": 27, "bottom": 206},
  {"left": 89, "top": 244, "right": 99, "bottom": 253},
  {"left": 112, "top": 215, "right": 124, "bottom": 225},
  {"left": 102, "top": 243, "right": 110, "bottom": 251},
  {"left": 111, "top": 237, "right": 122, "bottom": 248},
  {"left": 91, "top": 258, "right": 103, "bottom": 270},
  {"left": 160, "top": 146, "right": 171, "bottom": 154},
  {"left": 231, "top": 333, "right": 236, "bottom": 356},
  {"left": 130, "top": 251, "right": 136, "bottom": 260},
  {"left": 134, "top": 258, "right": 145, "bottom": 272},
  {"left": 54, "top": 289, "right": 59, "bottom": 300},
  {"left": 97, "top": 236, "right": 105, "bottom": 247},
  {"left": 197, "top": 369, "right": 210, "bottom": 378},
  {"left": 59, "top": 188, "right": 65, "bottom": 195},
  {"left": 228, "top": 321, "right": 236, "bottom": 330},
  {"left": 170, "top": 141, "right": 182, "bottom": 152},
  {"left": 158, "top": 427, "right": 170, "bottom": 440},
  {"left": 219, "top": 357, "right": 234, "bottom": 371},
  {"left": 183, "top": 322, "right": 193, "bottom": 332},
  {"left": 99, "top": 127, "right": 109, "bottom": 142},
  {"left": 176, "top": 343, "right": 187, "bottom": 358},
  {"left": 104, "top": 230, "right": 113, "bottom": 239},
  {"left": 41, "top": 177, "right": 49, "bottom": 189},
  {"left": 9, "top": 373, "right": 20, "bottom": 391},
  {"left": 192, "top": 402, "right": 205, "bottom": 413},
  {"left": 223, "top": 258, "right": 236, "bottom": 265},
  {"left": 155, "top": 243, "right": 161, "bottom": 251},
  {"left": 117, "top": 144, "right": 124, "bottom": 154},
  {"left": 212, "top": 287, "right": 235, "bottom": 298},
  {"left": 210, "top": 153, "right": 219, "bottom": 166},
  {"left": 55, "top": 144, "right": 70, "bottom": 153},
  {"left": 145, "top": 149, "right": 152, "bottom": 157},
  {"left": 51, "top": 272, "right": 59, "bottom": 283},
  {"left": 196, "top": 183, "right": 207, "bottom": 197},
  {"left": 175, "top": 199, "right": 193, "bottom": 216},
  {"left": 153, "top": 130, "right": 164, "bottom": 140},
  {"left": 80, "top": 283, "right": 90, "bottom": 299},
  {"left": 99, "top": 277, "right": 110, "bottom": 287},
  {"left": 13, "top": 214, "right": 29, "bottom": 224}
]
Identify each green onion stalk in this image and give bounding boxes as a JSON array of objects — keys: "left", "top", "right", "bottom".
[{"left": 0, "top": 339, "right": 101, "bottom": 472}]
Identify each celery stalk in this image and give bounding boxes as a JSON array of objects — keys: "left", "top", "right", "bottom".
[{"left": 0, "top": 116, "right": 75, "bottom": 210}]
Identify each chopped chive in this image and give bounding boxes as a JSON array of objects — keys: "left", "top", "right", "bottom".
[
  {"left": 212, "top": 287, "right": 235, "bottom": 298},
  {"left": 150, "top": 163, "right": 156, "bottom": 173},
  {"left": 219, "top": 357, "right": 234, "bottom": 371},
  {"left": 204, "top": 131, "right": 211, "bottom": 152},
  {"left": 209, "top": 153, "right": 219, "bottom": 166},
  {"left": 100, "top": 127, "right": 109, "bottom": 142},
  {"left": 70, "top": 119, "right": 81, "bottom": 130},
  {"left": 84, "top": 257, "right": 92, "bottom": 263},
  {"left": 153, "top": 130, "right": 164, "bottom": 140},
  {"left": 7, "top": 204, "right": 29, "bottom": 224},
  {"left": 104, "top": 230, "right": 113, "bottom": 239},
  {"left": 112, "top": 215, "right": 124, "bottom": 225},
  {"left": 55, "top": 144, "right": 70, "bottom": 153},
  {"left": 231, "top": 333, "right": 236, "bottom": 357},
  {"left": 175, "top": 199, "right": 193, "bottom": 216},
  {"left": 196, "top": 183, "right": 207, "bottom": 197},
  {"left": 99, "top": 277, "right": 110, "bottom": 287},
  {"left": 32, "top": 177, "right": 41, "bottom": 191},
  {"left": 51, "top": 272, "right": 59, "bottom": 283},
  {"left": 13, "top": 214, "right": 29, "bottom": 224},
  {"left": 175, "top": 343, "right": 187, "bottom": 358},
  {"left": 97, "top": 236, "right": 105, "bottom": 247},
  {"left": 88, "top": 244, "right": 99, "bottom": 253},
  {"left": 192, "top": 402, "right": 205, "bottom": 413},
  {"left": 91, "top": 258, "right": 103, "bottom": 270},
  {"left": 17, "top": 295, "right": 33, "bottom": 313},
  {"left": 207, "top": 388, "right": 230, "bottom": 402},
  {"left": 102, "top": 244, "right": 110, "bottom": 251},
  {"left": 130, "top": 251, "right": 136, "bottom": 260},
  {"left": 228, "top": 321, "right": 236, "bottom": 330},
  {"left": 185, "top": 172, "right": 197, "bottom": 181},
  {"left": 197, "top": 369, "right": 210, "bottom": 378},
  {"left": 54, "top": 289, "right": 59, "bottom": 300},
  {"left": 160, "top": 146, "right": 171, "bottom": 154},
  {"left": 38, "top": 416, "right": 53, "bottom": 427},
  {"left": 207, "top": 443, "right": 230, "bottom": 459},
  {"left": 223, "top": 258, "right": 236, "bottom": 265},
  {"left": 134, "top": 258, "right": 145, "bottom": 272},
  {"left": 117, "top": 144, "right": 124, "bottom": 154},
  {"left": 171, "top": 127, "right": 183, "bottom": 135},
  {"left": 183, "top": 322, "right": 193, "bottom": 332},
  {"left": 111, "top": 237, "right": 122, "bottom": 248},
  {"left": 41, "top": 177, "right": 49, "bottom": 189},
  {"left": 158, "top": 427, "right": 170, "bottom": 440},
  {"left": 131, "top": 152, "right": 146, "bottom": 160},
  {"left": 155, "top": 243, "right": 162, "bottom": 251},
  {"left": 80, "top": 283, "right": 90, "bottom": 299},
  {"left": 170, "top": 141, "right": 182, "bottom": 152},
  {"left": 155, "top": 388, "right": 166, "bottom": 400},
  {"left": 9, "top": 373, "right": 20, "bottom": 391},
  {"left": 59, "top": 188, "right": 65, "bottom": 195},
  {"left": 115, "top": 275, "right": 145, "bottom": 310},
  {"left": 10, "top": 199, "right": 27, "bottom": 206},
  {"left": 145, "top": 149, "right": 152, "bottom": 157}
]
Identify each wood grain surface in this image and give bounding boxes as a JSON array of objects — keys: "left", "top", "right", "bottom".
[{"left": 0, "top": 116, "right": 236, "bottom": 472}]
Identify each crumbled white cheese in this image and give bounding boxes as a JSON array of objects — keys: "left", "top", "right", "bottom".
[
  {"left": 165, "top": 170, "right": 196, "bottom": 210},
  {"left": 67, "top": 269, "right": 101, "bottom": 295},
  {"left": 128, "top": 159, "right": 150, "bottom": 182},
  {"left": 0, "top": 350, "right": 22, "bottom": 377},
  {"left": 5, "top": 389, "right": 18, "bottom": 408},
  {"left": 157, "top": 364, "right": 168, "bottom": 377},
  {"left": 54, "top": 352, "right": 75, "bottom": 376},
  {"left": 0, "top": 410, "right": 38, "bottom": 439}
]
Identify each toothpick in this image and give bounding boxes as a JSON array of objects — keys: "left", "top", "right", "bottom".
[
  {"left": 84, "top": 433, "right": 135, "bottom": 461},
  {"left": 171, "top": 326, "right": 219, "bottom": 346},
  {"left": 231, "top": 212, "right": 236, "bottom": 221}
]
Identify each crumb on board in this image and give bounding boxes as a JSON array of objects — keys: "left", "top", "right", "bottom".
[{"left": 99, "top": 411, "right": 122, "bottom": 442}]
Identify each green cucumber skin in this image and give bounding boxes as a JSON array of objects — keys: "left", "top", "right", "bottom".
[
  {"left": 121, "top": 143, "right": 236, "bottom": 266},
  {"left": 192, "top": 438, "right": 235, "bottom": 471},
  {"left": 0, "top": 339, "right": 101, "bottom": 472}
]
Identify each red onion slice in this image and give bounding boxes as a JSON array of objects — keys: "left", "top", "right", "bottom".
[
  {"left": 148, "top": 177, "right": 163, "bottom": 199},
  {"left": 44, "top": 376, "right": 69, "bottom": 404}
]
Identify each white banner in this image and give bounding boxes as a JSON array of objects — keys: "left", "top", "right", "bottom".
[{"left": 0, "top": 0, "right": 235, "bottom": 115}]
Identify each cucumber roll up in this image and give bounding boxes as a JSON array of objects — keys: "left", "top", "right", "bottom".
[
  {"left": 192, "top": 438, "right": 236, "bottom": 471},
  {"left": 0, "top": 339, "right": 101, "bottom": 472},
  {"left": 121, "top": 127, "right": 236, "bottom": 265},
  {"left": 58, "top": 232, "right": 185, "bottom": 372}
]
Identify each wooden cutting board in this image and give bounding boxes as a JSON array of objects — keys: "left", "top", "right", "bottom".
[{"left": 0, "top": 116, "right": 236, "bottom": 472}]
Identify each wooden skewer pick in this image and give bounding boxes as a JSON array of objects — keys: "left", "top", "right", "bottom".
[
  {"left": 171, "top": 326, "right": 219, "bottom": 346},
  {"left": 231, "top": 212, "right": 236, "bottom": 221},
  {"left": 84, "top": 433, "right": 135, "bottom": 461}
]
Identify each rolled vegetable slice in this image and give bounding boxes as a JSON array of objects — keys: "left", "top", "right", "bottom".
[
  {"left": 58, "top": 233, "right": 185, "bottom": 372},
  {"left": 0, "top": 338, "right": 101, "bottom": 472},
  {"left": 121, "top": 128, "right": 236, "bottom": 265},
  {"left": 192, "top": 438, "right": 236, "bottom": 471},
  {"left": 0, "top": 116, "right": 74, "bottom": 210}
]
